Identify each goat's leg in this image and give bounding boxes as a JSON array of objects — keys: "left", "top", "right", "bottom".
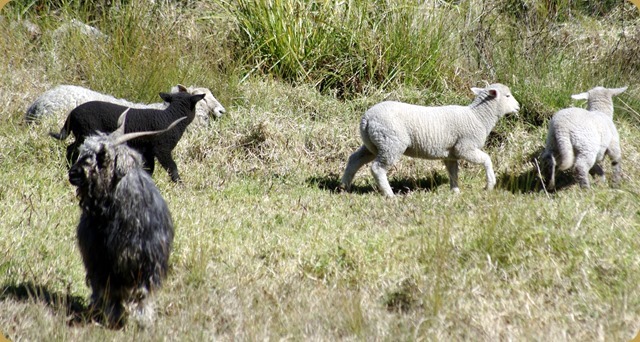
[{"left": 129, "top": 287, "right": 154, "bottom": 328}]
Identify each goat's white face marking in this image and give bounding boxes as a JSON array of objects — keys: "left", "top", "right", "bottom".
[{"left": 71, "top": 139, "right": 109, "bottom": 184}]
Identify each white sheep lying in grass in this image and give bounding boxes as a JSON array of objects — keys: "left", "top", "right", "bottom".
[
  {"left": 341, "top": 83, "right": 520, "bottom": 197},
  {"left": 25, "top": 84, "right": 226, "bottom": 125},
  {"left": 540, "top": 86, "right": 627, "bottom": 190}
]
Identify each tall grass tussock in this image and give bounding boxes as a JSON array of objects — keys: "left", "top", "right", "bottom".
[{"left": 1, "top": 0, "right": 640, "bottom": 340}]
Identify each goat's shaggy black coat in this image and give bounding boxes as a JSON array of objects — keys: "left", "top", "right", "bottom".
[
  {"left": 52, "top": 92, "right": 205, "bottom": 182},
  {"left": 70, "top": 131, "right": 174, "bottom": 328}
]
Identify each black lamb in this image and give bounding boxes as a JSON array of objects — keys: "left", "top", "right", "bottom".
[
  {"left": 70, "top": 109, "right": 183, "bottom": 328},
  {"left": 51, "top": 91, "right": 205, "bottom": 182}
]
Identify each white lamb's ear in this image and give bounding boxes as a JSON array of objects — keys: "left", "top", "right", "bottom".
[
  {"left": 571, "top": 92, "right": 589, "bottom": 100},
  {"left": 470, "top": 87, "right": 483, "bottom": 95},
  {"left": 609, "top": 86, "right": 628, "bottom": 96}
]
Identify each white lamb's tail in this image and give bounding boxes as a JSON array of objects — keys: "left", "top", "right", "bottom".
[
  {"left": 358, "top": 116, "right": 375, "bottom": 153},
  {"left": 553, "top": 134, "right": 575, "bottom": 171}
]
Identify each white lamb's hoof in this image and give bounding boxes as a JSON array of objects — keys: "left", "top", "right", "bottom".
[{"left": 451, "top": 187, "right": 460, "bottom": 194}]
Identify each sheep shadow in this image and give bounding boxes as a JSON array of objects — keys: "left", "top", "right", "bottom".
[
  {"left": 497, "top": 167, "right": 544, "bottom": 193},
  {"left": 306, "top": 171, "right": 449, "bottom": 195},
  {"left": 497, "top": 166, "right": 577, "bottom": 193},
  {"left": 0, "top": 282, "right": 89, "bottom": 326},
  {"left": 496, "top": 147, "right": 577, "bottom": 193}
]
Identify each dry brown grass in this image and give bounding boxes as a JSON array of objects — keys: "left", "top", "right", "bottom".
[{"left": 1, "top": 1, "right": 640, "bottom": 340}]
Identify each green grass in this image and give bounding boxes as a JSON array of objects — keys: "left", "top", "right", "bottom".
[{"left": 2, "top": 0, "right": 640, "bottom": 340}]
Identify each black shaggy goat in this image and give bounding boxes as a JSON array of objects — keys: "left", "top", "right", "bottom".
[
  {"left": 51, "top": 91, "right": 205, "bottom": 182},
  {"left": 70, "top": 110, "right": 183, "bottom": 328}
]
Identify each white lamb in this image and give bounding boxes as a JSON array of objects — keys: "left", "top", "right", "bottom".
[
  {"left": 341, "top": 83, "right": 520, "bottom": 197},
  {"left": 540, "top": 86, "right": 627, "bottom": 190},
  {"left": 25, "top": 84, "right": 226, "bottom": 125}
]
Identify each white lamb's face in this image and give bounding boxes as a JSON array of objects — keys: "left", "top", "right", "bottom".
[
  {"left": 480, "top": 84, "right": 520, "bottom": 115},
  {"left": 502, "top": 89, "right": 520, "bottom": 114}
]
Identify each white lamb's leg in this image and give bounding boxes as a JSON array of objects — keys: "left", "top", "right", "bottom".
[
  {"left": 370, "top": 144, "right": 403, "bottom": 197},
  {"left": 341, "top": 146, "right": 375, "bottom": 190},
  {"left": 459, "top": 149, "right": 495, "bottom": 190},
  {"left": 573, "top": 156, "right": 593, "bottom": 188},
  {"left": 540, "top": 150, "right": 557, "bottom": 190},
  {"left": 371, "top": 159, "right": 394, "bottom": 197},
  {"left": 589, "top": 164, "right": 605, "bottom": 184},
  {"left": 606, "top": 143, "right": 623, "bottom": 187},
  {"left": 443, "top": 160, "right": 460, "bottom": 193}
]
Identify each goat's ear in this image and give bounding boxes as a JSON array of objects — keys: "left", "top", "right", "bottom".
[
  {"left": 159, "top": 92, "right": 173, "bottom": 102},
  {"left": 177, "top": 84, "right": 188, "bottom": 93},
  {"left": 571, "top": 92, "right": 589, "bottom": 100},
  {"left": 190, "top": 93, "right": 206, "bottom": 106}
]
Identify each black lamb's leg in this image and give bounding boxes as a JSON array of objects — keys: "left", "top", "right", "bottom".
[
  {"left": 140, "top": 150, "right": 155, "bottom": 176},
  {"left": 156, "top": 152, "right": 181, "bottom": 182}
]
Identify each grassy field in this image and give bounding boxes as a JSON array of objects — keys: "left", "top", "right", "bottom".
[{"left": 1, "top": 0, "right": 640, "bottom": 340}]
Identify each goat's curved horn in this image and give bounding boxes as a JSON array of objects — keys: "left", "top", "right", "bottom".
[
  {"left": 113, "top": 117, "right": 187, "bottom": 146},
  {"left": 115, "top": 108, "right": 131, "bottom": 135}
]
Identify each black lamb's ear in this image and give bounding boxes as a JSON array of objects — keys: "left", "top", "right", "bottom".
[
  {"left": 159, "top": 92, "right": 173, "bottom": 103},
  {"left": 190, "top": 93, "right": 206, "bottom": 106}
]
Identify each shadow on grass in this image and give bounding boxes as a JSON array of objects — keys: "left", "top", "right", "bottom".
[
  {"left": 498, "top": 167, "right": 577, "bottom": 194},
  {"left": 306, "top": 171, "right": 449, "bottom": 195},
  {"left": 497, "top": 167, "right": 544, "bottom": 193},
  {"left": 0, "top": 282, "right": 89, "bottom": 326},
  {"left": 496, "top": 149, "right": 577, "bottom": 194}
]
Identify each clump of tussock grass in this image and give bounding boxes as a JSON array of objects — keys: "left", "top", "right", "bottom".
[
  {"left": 223, "top": 0, "right": 453, "bottom": 98},
  {"left": 382, "top": 277, "right": 420, "bottom": 313}
]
